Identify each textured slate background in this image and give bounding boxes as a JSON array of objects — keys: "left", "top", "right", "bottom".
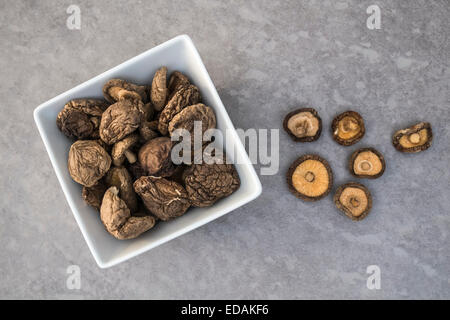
[{"left": 0, "top": 0, "right": 449, "bottom": 299}]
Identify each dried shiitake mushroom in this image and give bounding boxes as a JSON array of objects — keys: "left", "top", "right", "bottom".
[
  {"left": 168, "top": 71, "right": 190, "bottom": 97},
  {"left": 138, "top": 137, "right": 175, "bottom": 177},
  {"left": 349, "top": 147, "right": 385, "bottom": 179},
  {"left": 99, "top": 99, "right": 143, "bottom": 145},
  {"left": 283, "top": 108, "right": 322, "bottom": 142},
  {"left": 139, "top": 121, "right": 159, "bottom": 142},
  {"left": 332, "top": 111, "right": 365, "bottom": 146},
  {"left": 392, "top": 122, "right": 432, "bottom": 153},
  {"left": 158, "top": 84, "right": 201, "bottom": 135},
  {"left": 104, "top": 166, "right": 138, "bottom": 213},
  {"left": 100, "top": 187, "right": 156, "bottom": 240},
  {"left": 57, "top": 99, "right": 108, "bottom": 140},
  {"left": 183, "top": 162, "right": 240, "bottom": 207},
  {"left": 168, "top": 103, "right": 216, "bottom": 146},
  {"left": 334, "top": 182, "right": 372, "bottom": 221},
  {"left": 150, "top": 67, "right": 168, "bottom": 111},
  {"left": 133, "top": 176, "right": 190, "bottom": 221},
  {"left": 82, "top": 180, "right": 107, "bottom": 210},
  {"left": 68, "top": 140, "right": 111, "bottom": 187},
  {"left": 286, "top": 154, "right": 333, "bottom": 201},
  {"left": 111, "top": 133, "right": 139, "bottom": 166},
  {"left": 102, "top": 79, "right": 148, "bottom": 104}
]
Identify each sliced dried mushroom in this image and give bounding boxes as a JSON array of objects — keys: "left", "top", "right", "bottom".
[
  {"left": 349, "top": 147, "right": 385, "bottom": 179},
  {"left": 99, "top": 99, "right": 143, "bottom": 145},
  {"left": 168, "top": 71, "right": 190, "bottom": 97},
  {"left": 183, "top": 162, "right": 240, "bottom": 207},
  {"left": 68, "top": 140, "right": 111, "bottom": 187},
  {"left": 138, "top": 137, "right": 175, "bottom": 177},
  {"left": 286, "top": 154, "right": 333, "bottom": 201},
  {"left": 111, "top": 133, "right": 139, "bottom": 166},
  {"left": 332, "top": 111, "right": 365, "bottom": 146},
  {"left": 105, "top": 166, "right": 138, "bottom": 213},
  {"left": 102, "top": 79, "right": 148, "bottom": 104},
  {"left": 168, "top": 103, "right": 217, "bottom": 147},
  {"left": 392, "top": 122, "right": 432, "bottom": 153},
  {"left": 82, "top": 180, "right": 107, "bottom": 211},
  {"left": 283, "top": 108, "right": 322, "bottom": 142},
  {"left": 334, "top": 182, "right": 372, "bottom": 221},
  {"left": 158, "top": 84, "right": 201, "bottom": 135},
  {"left": 133, "top": 176, "right": 190, "bottom": 221},
  {"left": 150, "top": 67, "right": 168, "bottom": 111},
  {"left": 100, "top": 187, "right": 155, "bottom": 240}
]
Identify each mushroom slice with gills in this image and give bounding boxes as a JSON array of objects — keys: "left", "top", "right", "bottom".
[
  {"left": 286, "top": 154, "right": 333, "bottom": 201},
  {"left": 68, "top": 140, "right": 111, "bottom": 187},
  {"left": 283, "top": 108, "right": 322, "bottom": 142},
  {"left": 150, "top": 66, "right": 168, "bottom": 112},
  {"left": 332, "top": 111, "right": 365, "bottom": 146},
  {"left": 100, "top": 187, "right": 155, "bottom": 240},
  {"left": 102, "top": 79, "right": 148, "bottom": 104},
  {"left": 104, "top": 166, "right": 138, "bottom": 213},
  {"left": 349, "top": 147, "right": 385, "bottom": 179},
  {"left": 334, "top": 182, "right": 372, "bottom": 221},
  {"left": 99, "top": 99, "right": 144, "bottom": 145},
  {"left": 111, "top": 133, "right": 140, "bottom": 166},
  {"left": 392, "top": 122, "right": 432, "bottom": 153},
  {"left": 133, "top": 176, "right": 190, "bottom": 221}
]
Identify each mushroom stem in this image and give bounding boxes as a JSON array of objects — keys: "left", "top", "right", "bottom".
[
  {"left": 409, "top": 133, "right": 420, "bottom": 144},
  {"left": 342, "top": 118, "right": 358, "bottom": 133},
  {"left": 305, "top": 171, "right": 315, "bottom": 182},
  {"left": 359, "top": 160, "right": 372, "bottom": 172},
  {"left": 124, "top": 150, "right": 137, "bottom": 164},
  {"left": 350, "top": 197, "right": 360, "bottom": 208}
]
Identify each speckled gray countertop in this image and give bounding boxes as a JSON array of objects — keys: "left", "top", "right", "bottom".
[{"left": 1, "top": 0, "right": 449, "bottom": 299}]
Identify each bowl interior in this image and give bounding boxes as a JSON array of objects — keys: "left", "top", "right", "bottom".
[{"left": 34, "top": 35, "right": 261, "bottom": 268}]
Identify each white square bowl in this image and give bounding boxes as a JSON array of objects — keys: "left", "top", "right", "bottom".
[{"left": 33, "top": 35, "right": 262, "bottom": 268}]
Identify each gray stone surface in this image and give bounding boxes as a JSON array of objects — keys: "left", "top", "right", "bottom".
[{"left": 0, "top": 0, "right": 449, "bottom": 299}]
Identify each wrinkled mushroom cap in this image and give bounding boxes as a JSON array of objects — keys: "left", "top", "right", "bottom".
[
  {"left": 68, "top": 140, "right": 111, "bottom": 187},
  {"left": 111, "top": 133, "right": 140, "bottom": 166},
  {"left": 287, "top": 154, "right": 333, "bottom": 201},
  {"left": 393, "top": 122, "right": 432, "bottom": 153},
  {"left": 283, "top": 108, "right": 322, "bottom": 142},
  {"left": 150, "top": 67, "right": 168, "bottom": 111},
  {"left": 168, "top": 71, "right": 190, "bottom": 98},
  {"left": 99, "top": 99, "right": 143, "bottom": 145},
  {"left": 102, "top": 79, "right": 148, "bottom": 104},
  {"left": 100, "top": 186, "right": 155, "bottom": 240},
  {"left": 332, "top": 111, "right": 365, "bottom": 146},
  {"left": 349, "top": 148, "right": 385, "bottom": 179},
  {"left": 138, "top": 137, "right": 173, "bottom": 175},
  {"left": 334, "top": 182, "right": 372, "bottom": 221}
]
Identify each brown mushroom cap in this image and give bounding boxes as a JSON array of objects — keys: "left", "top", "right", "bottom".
[
  {"left": 100, "top": 187, "right": 155, "bottom": 240},
  {"left": 133, "top": 176, "right": 191, "bottom": 221},
  {"left": 168, "top": 71, "right": 190, "bottom": 97},
  {"left": 392, "top": 122, "right": 432, "bottom": 153},
  {"left": 99, "top": 99, "right": 143, "bottom": 145},
  {"left": 104, "top": 167, "right": 138, "bottom": 213},
  {"left": 286, "top": 154, "right": 333, "bottom": 201},
  {"left": 283, "top": 108, "right": 322, "bottom": 142},
  {"left": 349, "top": 147, "right": 385, "bottom": 179},
  {"left": 82, "top": 180, "right": 107, "bottom": 211},
  {"left": 138, "top": 137, "right": 174, "bottom": 176},
  {"left": 332, "top": 111, "right": 365, "bottom": 146},
  {"left": 150, "top": 67, "right": 168, "bottom": 111},
  {"left": 68, "top": 140, "right": 111, "bottom": 187},
  {"left": 65, "top": 99, "right": 109, "bottom": 117},
  {"left": 111, "top": 133, "right": 140, "bottom": 166},
  {"left": 334, "top": 182, "right": 372, "bottom": 221},
  {"left": 102, "top": 79, "right": 148, "bottom": 104}
]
